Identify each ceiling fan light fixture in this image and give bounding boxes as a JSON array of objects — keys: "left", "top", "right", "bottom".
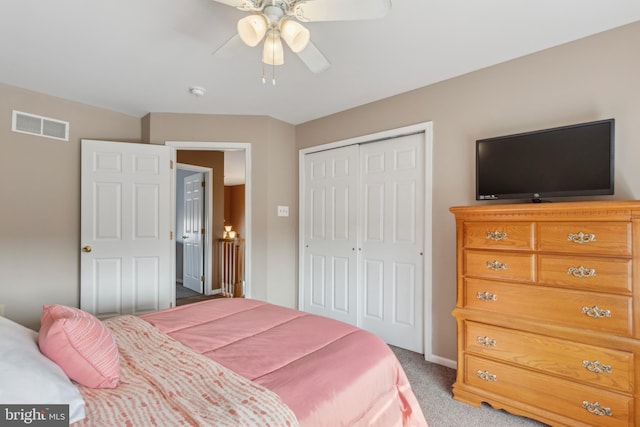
[
  {"left": 237, "top": 14, "right": 268, "bottom": 47},
  {"left": 280, "top": 19, "right": 310, "bottom": 53},
  {"left": 262, "top": 31, "right": 284, "bottom": 65}
]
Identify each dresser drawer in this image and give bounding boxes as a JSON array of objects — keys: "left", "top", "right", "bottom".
[
  {"left": 464, "top": 278, "right": 633, "bottom": 336},
  {"left": 465, "top": 355, "right": 632, "bottom": 427},
  {"left": 538, "top": 222, "right": 631, "bottom": 255},
  {"left": 464, "top": 251, "right": 535, "bottom": 282},
  {"left": 539, "top": 254, "right": 632, "bottom": 294},
  {"left": 465, "top": 321, "right": 634, "bottom": 393},
  {"left": 463, "top": 222, "right": 534, "bottom": 250}
]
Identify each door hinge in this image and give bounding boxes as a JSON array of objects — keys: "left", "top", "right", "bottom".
[
  {"left": 170, "top": 231, "right": 173, "bottom": 240},
  {"left": 170, "top": 160, "right": 174, "bottom": 169},
  {"left": 200, "top": 275, "right": 205, "bottom": 282},
  {"left": 201, "top": 181, "right": 205, "bottom": 188},
  {"left": 201, "top": 228, "right": 205, "bottom": 235}
]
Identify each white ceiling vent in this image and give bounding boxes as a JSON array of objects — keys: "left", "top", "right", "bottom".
[{"left": 12, "top": 110, "right": 69, "bottom": 141}]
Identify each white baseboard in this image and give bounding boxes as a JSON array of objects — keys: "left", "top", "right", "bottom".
[{"left": 425, "top": 353, "right": 457, "bottom": 370}]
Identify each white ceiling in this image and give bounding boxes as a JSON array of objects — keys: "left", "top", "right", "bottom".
[{"left": 2, "top": 1, "right": 640, "bottom": 125}]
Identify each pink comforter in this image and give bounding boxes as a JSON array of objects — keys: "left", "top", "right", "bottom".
[
  {"left": 141, "top": 298, "right": 427, "bottom": 427},
  {"left": 76, "top": 315, "right": 298, "bottom": 426}
]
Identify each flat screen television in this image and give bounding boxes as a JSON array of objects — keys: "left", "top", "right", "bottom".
[{"left": 476, "top": 119, "right": 614, "bottom": 202}]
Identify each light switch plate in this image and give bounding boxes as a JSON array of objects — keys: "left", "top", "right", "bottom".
[{"left": 277, "top": 205, "right": 289, "bottom": 217}]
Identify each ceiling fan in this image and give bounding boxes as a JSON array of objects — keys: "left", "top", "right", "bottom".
[{"left": 211, "top": 0, "right": 392, "bottom": 84}]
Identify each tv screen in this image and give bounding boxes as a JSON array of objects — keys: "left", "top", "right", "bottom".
[{"left": 476, "top": 119, "right": 614, "bottom": 202}]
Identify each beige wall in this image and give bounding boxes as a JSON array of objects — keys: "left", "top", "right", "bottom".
[
  {"left": 264, "top": 119, "right": 298, "bottom": 306},
  {"left": 296, "top": 21, "right": 640, "bottom": 361},
  {"left": 225, "top": 185, "right": 246, "bottom": 239},
  {"left": 0, "top": 83, "right": 141, "bottom": 329},
  {"left": 143, "top": 113, "right": 298, "bottom": 308}
]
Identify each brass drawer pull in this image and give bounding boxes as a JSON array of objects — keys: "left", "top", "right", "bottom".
[
  {"left": 568, "top": 232, "right": 596, "bottom": 244},
  {"left": 568, "top": 266, "right": 596, "bottom": 278},
  {"left": 486, "top": 231, "right": 507, "bottom": 241},
  {"left": 486, "top": 260, "right": 507, "bottom": 271},
  {"left": 476, "top": 291, "right": 497, "bottom": 302},
  {"left": 582, "top": 401, "right": 612, "bottom": 417},
  {"left": 582, "top": 360, "right": 612, "bottom": 374},
  {"left": 476, "top": 336, "right": 497, "bottom": 347},
  {"left": 476, "top": 370, "right": 497, "bottom": 382},
  {"left": 582, "top": 306, "right": 611, "bottom": 319}
]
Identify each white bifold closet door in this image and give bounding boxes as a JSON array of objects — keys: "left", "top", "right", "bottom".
[{"left": 301, "top": 133, "right": 424, "bottom": 352}]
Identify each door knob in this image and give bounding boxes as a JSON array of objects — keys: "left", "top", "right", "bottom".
[{"left": 82, "top": 246, "right": 92, "bottom": 253}]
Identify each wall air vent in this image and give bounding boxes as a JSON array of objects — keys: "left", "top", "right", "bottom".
[{"left": 12, "top": 110, "right": 69, "bottom": 141}]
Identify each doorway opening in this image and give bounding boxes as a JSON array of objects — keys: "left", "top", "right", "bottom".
[
  {"left": 176, "top": 163, "right": 212, "bottom": 302},
  {"left": 166, "top": 141, "right": 252, "bottom": 305}
]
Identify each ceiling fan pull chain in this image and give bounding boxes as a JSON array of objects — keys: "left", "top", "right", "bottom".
[
  {"left": 271, "top": 29, "right": 277, "bottom": 85},
  {"left": 259, "top": 48, "right": 276, "bottom": 85},
  {"left": 272, "top": 60, "right": 276, "bottom": 85}
]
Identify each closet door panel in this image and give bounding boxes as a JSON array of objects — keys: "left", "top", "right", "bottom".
[
  {"left": 360, "top": 134, "right": 424, "bottom": 351},
  {"left": 302, "top": 146, "right": 359, "bottom": 325}
]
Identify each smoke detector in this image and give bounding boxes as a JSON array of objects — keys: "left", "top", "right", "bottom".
[{"left": 189, "top": 86, "right": 206, "bottom": 97}]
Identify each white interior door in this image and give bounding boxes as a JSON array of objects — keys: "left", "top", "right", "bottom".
[
  {"left": 80, "top": 139, "right": 171, "bottom": 318},
  {"left": 182, "top": 172, "right": 204, "bottom": 293},
  {"left": 300, "top": 131, "right": 426, "bottom": 352},
  {"left": 302, "top": 145, "right": 359, "bottom": 325},
  {"left": 359, "top": 134, "right": 424, "bottom": 352}
]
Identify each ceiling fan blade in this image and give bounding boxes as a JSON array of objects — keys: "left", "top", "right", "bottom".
[
  {"left": 296, "top": 41, "right": 330, "bottom": 73},
  {"left": 209, "top": 0, "right": 250, "bottom": 9},
  {"left": 293, "top": 0, "right": 391, "bottom": 22},
  {"left": 212, "top": 34, "right": 244, "bottom": 58}
]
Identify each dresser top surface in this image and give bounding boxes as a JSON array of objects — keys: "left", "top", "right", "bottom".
[{"left": 450, "top": 200, "right": 640, "bottom": 221}]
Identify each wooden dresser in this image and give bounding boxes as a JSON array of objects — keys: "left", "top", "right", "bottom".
[{"left": 450, "top": 201, "right": 640, "bottom": 427}]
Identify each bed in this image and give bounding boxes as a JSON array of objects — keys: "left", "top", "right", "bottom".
[{"left": 2, "top": 299, "right": 428, "bottom": 426}]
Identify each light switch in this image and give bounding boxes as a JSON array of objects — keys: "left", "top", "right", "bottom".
[{"left": 277, "top": 205, "right": 289, "bottom": 217}]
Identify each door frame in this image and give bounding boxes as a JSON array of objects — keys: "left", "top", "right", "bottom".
[
  {"left": 166, "top": 141, "right": 252, "bottom": 299},
  {"left": 177, "top": 163, "right": 212, "bottom": 295},
  {"left": 298, "top": 121, "right": 433, "bottom": 357}
]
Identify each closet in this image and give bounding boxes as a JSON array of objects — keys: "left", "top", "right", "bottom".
[{"left": 299, "top": 133, "right": 425, "bottom": 352}]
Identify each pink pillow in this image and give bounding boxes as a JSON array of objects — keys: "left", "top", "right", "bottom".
[{"left": 38, "top": 305, "right": 120, "bottom": 388}]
